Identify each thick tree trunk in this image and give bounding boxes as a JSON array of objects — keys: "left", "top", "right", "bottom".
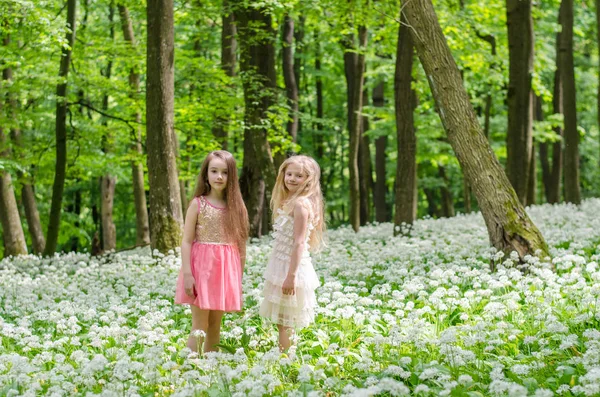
[
  {"left": 282, "top": 14, "right": 299, "bottom": 142},
  {"left": 560, "top": 0, "right": 581, "bottom": 204},
  {"left": 343, "top": 26, "right": 368, "bottom": 232},
  {"left": 211, "top": 0, "right": 236, "bottom": 149},
  {"left": 505, "top": 0, "right": 534, "bottom": 205},
  {"left": 44, "top": 0, "right": 77, "bottom": 256},
  {"left": 146, "top": 0, "right": 183, "bottom": 252},
  {"left": 394, "top": 15, "right": 417, "bottom": 235},
  {"left": 373, "top": 81, "right": 388, "bottom": 222},
  {"left": 118, "top": 4, "right": 150, "bottom": 246},
  {"left": 402, "top": 0, "right": 549, "bottom": 261},
  {"left": 235, "top": 4, "right": 277, "bottom": 237}
]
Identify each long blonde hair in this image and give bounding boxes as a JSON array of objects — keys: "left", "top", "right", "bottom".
[
  {"left": 193, "top": 150, "right": 249, "bottom": 247},
  {"left": 271, "top": 155, "right": 325, "bottom": 251}
]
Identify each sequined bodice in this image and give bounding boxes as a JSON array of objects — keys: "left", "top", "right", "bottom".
[{"left": 194, "top": 196, "right": 231, "bottom": 245}]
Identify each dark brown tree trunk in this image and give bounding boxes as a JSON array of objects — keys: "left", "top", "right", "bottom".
[
  {"left": 343, "top": 26, "right": 368, "bottom": 232},
  {"left": 44, "top": 0, "right": 77, "bottom": 256},
  {"left": 118, "top": 4, "right": 150, "bottom": 246},
  {"left": 146, "top": 0, "right": 183, "bottom": 252},
  {"left": 282, "top": 14, "right": 299, "bottom": 142},
  {"left": 314, "top": 31, "right": 324, "bottom": 161},
  {"left": 402, "top": 0, "right": 549, "bottom": 261},
  {"left": 597, "top": 0, "right": 600, "bottom": 167},
  {"left": 101, "top": 2, "right": 117, "bottom": 251},
  {"left": 475, "top": 32, "right": 497, "bottom": 139},
  {"left": 211, "top": 0, "right": 236, "bottom": 150},
  {"left": 394, "top": 14, "right": 417, "bottom": 235},
  {"left": 463, "top": 176, "right": 472, "bottom": 213},
  {"left": 373, "top": 81, "right": 388, "bottom": 222},
  {"left": 438, "top": 166, "right": 455, "bottom": 217},
  {"left": 527, "top": 142, "right": 536, "bottom": 205},
  {"left": 560, "top": 0, "right": 581, "bottom": 204},
  {"left": 235, "top": 4, "right": 277, "bottom": 237},
  {"left": 505, "top": 0, "right": 534, "bottom": 205},
  {"left": 359, "top": 87, "right": 372, "bottom": 225},
  {"left": 424, "top": 188, "right": 440, "bottom": 218}
]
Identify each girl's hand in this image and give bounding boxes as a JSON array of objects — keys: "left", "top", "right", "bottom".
[
  {"left": 282, "top": 275, "right": 296, "bottom": 296},
  {"left": 183, "top": 273, "right": 196, "bottom": 298}
]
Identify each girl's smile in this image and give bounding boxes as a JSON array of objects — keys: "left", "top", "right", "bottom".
[{"left": 284, "top": 163, "right": 307, "bottom": 193}]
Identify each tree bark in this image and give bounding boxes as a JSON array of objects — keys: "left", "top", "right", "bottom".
[
  {"left": 44, "top": 0, "right": 77, "bottom": 256},
  {"left": 560, "top": 0, "right": 581, "bottom": 204},
  {"left": 118, "top": 4, "right": 150, "bottom": 246},
  {"left": 373, "top": 81, "right": 388, "bottom": 222},
  {"left": 505, "top": 0, "right": 534, "bottom": 205},
  {"left": 359, "top": 87, "right": 372, "bottom": 225},
  {"left": 438, "top": 166, "right": 455, "bottom": 217},
  {"left": 235, "top": 4, "right": 277, "bottom": 237},
  {"left": 211, "top": 0, "right": 236, "bottom": 150},
  {"left": 282, "top": 14, "right": 299, "bottom": 142},
  {"left": 146, "top": 0, "right": 183, "bottom": 252},
  {"left": 394, "top": 14, "right": 417, "bottom": 235},
  {"left": 343, "top": 26, "right": 368, "bottom": 232},
  {"left": 0, "top": 125, "right": 27, "bottom": 257},
  {"left": 101, "top": 1, "right": 117, "bottom": 251},
  {"left": 402, "top": 0, "right": 549, "bottom": 261}
]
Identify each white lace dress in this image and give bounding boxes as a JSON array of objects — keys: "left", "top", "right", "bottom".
[{"left": 259, "top": 209, "right": 320, "bottom": 328}]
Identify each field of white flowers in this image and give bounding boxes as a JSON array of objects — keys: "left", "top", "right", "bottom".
[{"left": 2, "top": 199, "right": 600, "bottom": 397}]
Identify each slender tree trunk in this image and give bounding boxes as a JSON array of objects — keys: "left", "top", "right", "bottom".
[
  {"left": 463, "top": 176, "right": 472, "bottom": 213},
  {"left": 560, "top": 0, "right": 581, "bottom": 204},
  {"left": 211, "top": 0, "right": 236, "bottom": 149},
  {"left": 146, "top": 0, "right": 183, "bottom": 252},
  {"left": 475, "top": 32, "right": 497, "bottom": 139},
  {"left": 118, "top": 4, "right": 150, "bottom": 245},
  {"left": 597, "top": 0, "right": 600, "bottom": 167},
  {"left": 44, "top": 0, "right": 77, "bottom": 256},
  {"left": 402, "top": 0, "right": 549, "bottom": 261},
  {"left": 315, "top": 31, "right": 324, "bottom": 161},
  {"left": 100, "top": 2, "right": 117, "bottom": 251},
  {"left": 424, "top": 188, "right": 440, "bottom": 218},
  {"left": 394, "top": 14, "right": 417, "bottom": 235},
  {"left": 235, "top": 4, "right": 277, "bottom": 237},
  {"left": 343, "top": 26, "right": 368, "bottom": 232},
  {"left": 3, "top": 35, "right": 41, "bottom": 253},
  {"left": 282, "top": 14, "right": 299, "bottom": 142},
  {"left": 505, "top": 0, "right": 534, "bottom": 205},
  {"left": 438, "top": 166, "right": 455, "bottom": 217},
  {"left": 373, "top": 81, "right": 388, "bottom": 222},
  {"left": 359, "top": 87, "right": 372, "bottom": 225},
  {"left": 527, "top": 141, "right": 536, "bottom": 205}
]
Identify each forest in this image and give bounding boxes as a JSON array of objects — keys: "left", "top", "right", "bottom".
[{"left": 0, "top": 0, "right": 597, "bottom": 257}]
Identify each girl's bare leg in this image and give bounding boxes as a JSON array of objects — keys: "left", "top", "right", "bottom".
[
  {"left": 187, "top": 306, "right": 209, "bottom": 352},
  {"left": 204, "top": 310, "right": 225, "bottom": 352},
  {"left": 277, "top": 324, "right": 294, "bottom": 352}
]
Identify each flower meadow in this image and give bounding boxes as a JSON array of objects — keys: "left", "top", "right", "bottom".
[{"left": 2, "top": 200, "right": 600, "bottom": 397}]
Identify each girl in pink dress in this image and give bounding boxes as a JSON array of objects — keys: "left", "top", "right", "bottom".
[
  {"left": 259, "top": 155, "right": 325, "bottom": 351},
  {"left": 175, "top": 150, "right": 248, "bottom": 353}
]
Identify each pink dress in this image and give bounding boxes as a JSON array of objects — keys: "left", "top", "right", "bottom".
[{"left": 174, "top": 195, "right": 242, "bottom": 312}]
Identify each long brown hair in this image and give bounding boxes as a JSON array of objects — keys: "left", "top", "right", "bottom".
[
  {"left": 193, "top": 150, "right": 249, "bottom": 246},
  {"left": 271, "top": 155, "right": 325, "bottom": 251}
]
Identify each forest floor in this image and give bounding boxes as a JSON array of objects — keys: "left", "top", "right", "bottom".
[{"left": 1, "top": 199, "right": 600, "bottom": 396}]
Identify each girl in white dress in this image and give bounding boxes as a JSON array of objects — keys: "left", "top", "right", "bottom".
[{"left": 259, "top": 155, "right": 325, "bottom": 351}]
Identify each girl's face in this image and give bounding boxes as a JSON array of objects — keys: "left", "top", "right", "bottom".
[
  {"left": 207, "top": 157, "right": 228, "bottom": 192},
  {"left": 284, "top": 162, "right": 307, "bottom": 193}
]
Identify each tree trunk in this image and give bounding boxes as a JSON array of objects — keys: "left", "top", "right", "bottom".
[
  {"left": 394, "top": 14, "right": 417, "bottom": 235},
  {"left": 0, "top": 127, "right": 27, "bottom": 257},
  {"left": 373, "top": 81, "right": 388, "bottom": 222},
  {"left": 343, "top": 26, "right": 368, "bottom": 232},
  {"left": 560, "top": 0, "right": 581, "bottom": 204},
  {"left": 597, "top": 0, "right": 600, "bottom": 168},
  {"left": 402, "top": 0, "right": 549, "bottom": 261},
  {"left": 314, "top": 30, "right": 324, "bottom": 160},
  {"left": 118, "top": 4, "right": 150, "bottom": 246},
  {"left": 282, "top": 14, "right": 299, "bottom": 142},
  {"left": 463, "top": 176, "right": 472, "bottom": 213},
  {"left": 475, "top": 32, "right": 497, "bottom": 139},
  {"left": 359, "top": 87, "right": 372, "bottom": 225},
  {"left": 211, "top": 0, "right": 236, "bottom": 150},
  {"left": 44, "top": 0, "right": 77, "bottom": 256},
  {"left": 505, "top": 0, "right": 534, "bottom": 205},
  {"left": 438, "top": 166, "right": 455, "bottom": 217},
  {"left": 235, "top": 4, "right": 277, "bottom": 237},
  {"left": 101, "top": 2, "right": 117, "bottom": 251},
  {"left": 146, "top": 0, "right": 183, "bottom": 252},
  {"left": 424, "top": 188, "right": 440, "bottom": 218}
]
